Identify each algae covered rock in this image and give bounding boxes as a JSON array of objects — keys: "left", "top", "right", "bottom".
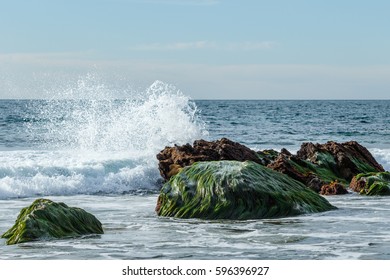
[
  {"left": 268, "top": 141, "right": 383, "bottom": 194},
  {"left": 296, "top": 141, "right": 384, "bottom": 181},
  {"left": 156, "top": 160, "right": 336, "bottom": 220},
  {"left": 1, "top": 198, "right": 103, "bottom": 245},
  {"left": 157, "top": 138, "right": 265, "bottom": 181},
  {"left": 350, "top": 172, "right": 390, "bottom": 196}
]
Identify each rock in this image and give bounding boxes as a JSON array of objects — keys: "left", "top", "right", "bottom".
[
  {"left": 350, "top": 172, "right": 390, "bottom": 195},
  {"left": 157, "top": 139, "right": 383, "bottom": 196},
  {"left": 1, "top": 198, "right": 103, "bottom": 245},
  {"left": 267, "top": 153, "right": 329, "bottom": 192},
  {"left": 296, "top": 141, "right": 384, "bottom": 181},
  {"left": 156, "top": 138, "right": 265, "bottom": 181},
  {"left": 320, "top": 181, "right": 349, "bottom": 195},
  {"left": 256, "top": 149, "right": 280, "bottom": 165},
  {"left": 156, "top": 160, "right": 336, "bottom": 220},
  {"left": 268, "top": 141, "right": 384, "bottom": 194}
]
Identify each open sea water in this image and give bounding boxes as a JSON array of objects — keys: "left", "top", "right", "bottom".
[{"left": 1, "top": 79, "right": 389, "bottom": 259}]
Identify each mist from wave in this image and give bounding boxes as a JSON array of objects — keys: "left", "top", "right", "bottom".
[{"left": 0, "top": 76, "right": 208, "bottom": 199}]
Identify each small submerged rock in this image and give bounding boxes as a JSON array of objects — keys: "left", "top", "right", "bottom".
[
  {"left": 320, "top": 181, "right": 349, "bottom": 195},
  {"left": 350, "top": 172, "right": 390, "bottom": 195},
  {"left": 156, "top": 160, "right": 336, "bottom": 220},
  {"left": 1, "top": 198, "right": 103, "bottom": 245}
]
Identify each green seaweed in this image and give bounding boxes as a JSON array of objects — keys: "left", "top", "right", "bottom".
[
  {"left": 157, "top": 160, "right": 336, "bottom": 220},
  {"left": 286, "top": 151, "right": 381, "bottom": 188},
  {"left": 350, "top": 157, "right": 380, "bottom": 174},
  {"left": 256, "top": 149, "right": 280, "bottom": 165},
  {"left": 288, "top": 155, "right": 347, "bottom": 185},
  {"left": 354, "top": 172, "right": 390, "bottom": 196},
  {"left": 1, "top": 199, "right": 103, "bottom": 245}
]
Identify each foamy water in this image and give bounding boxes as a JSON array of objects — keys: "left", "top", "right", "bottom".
[{"left": 0, "top": 79, "right": 207, "bottom": 199}]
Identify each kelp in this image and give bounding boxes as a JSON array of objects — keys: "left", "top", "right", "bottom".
[{"left": 156, "top": 160, "right": 336, "bottom": 220}]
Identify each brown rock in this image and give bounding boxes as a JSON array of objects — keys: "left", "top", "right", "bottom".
[
  {"left": 267, "top": 153, "right": 327, "bottom": 193},
  {"left": 320, "top": 181, "right": 349, "bottom": 195},
  {"left": 296, "top": 141, "right": 384, "bottom": 181},
  {"left": 156, "top": 138, "right": 263, "bottom": 181},
  {"left": 268, "top": 140, "right": 383, "bottom": 194},
  {"left": 349, "top": 175, "right": 367, "bottom": 193}
]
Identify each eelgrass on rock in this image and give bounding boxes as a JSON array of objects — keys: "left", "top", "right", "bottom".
[
  {"left": 156, "top": 160, "right": 336, "bottom": 220},
  {"left": 1, "top": 198, "right": 103, "bottom": 245},
  {"left": 350, "top": 172, "right": 390, "bottom": 196}
]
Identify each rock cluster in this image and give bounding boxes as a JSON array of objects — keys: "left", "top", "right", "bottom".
[
  {"left": 268, "top": 141, "right": 384, "bottom": 193},
  {"left": 156, "top": 138, "right": 388, "bottom": 220},
  {"left": 157, "top": 139, "right": 384, "bottom": 195}
]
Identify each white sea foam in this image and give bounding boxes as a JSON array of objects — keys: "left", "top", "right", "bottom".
[
  {"left": 0, "top": 150, "right": 160, "bottom": 198},
  {"left": 0, "top": 78, "right": 208, "bottom": 199},
  {"left": 370, "top": 148, "right": 390, "bottom": 171}
]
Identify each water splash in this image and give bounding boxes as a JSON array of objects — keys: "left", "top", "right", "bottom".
[
  {"left": 0, "top": 77, "right": 208, "bottom": 198},
  {"left": 31, "top": 76, "right": 208, "bottom": 153}
]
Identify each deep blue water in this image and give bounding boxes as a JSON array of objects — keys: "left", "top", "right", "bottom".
[{"left": 196, "top": 100, "right": 390, "bottom": 150}]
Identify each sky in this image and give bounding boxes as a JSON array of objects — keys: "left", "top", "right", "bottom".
[{"left": 0, "top": 0, "right": 389, "bottom": 99}]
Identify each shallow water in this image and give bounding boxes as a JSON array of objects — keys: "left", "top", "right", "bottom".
[{"left": 1, "top": 194, "right": 389, "bottom": 260}]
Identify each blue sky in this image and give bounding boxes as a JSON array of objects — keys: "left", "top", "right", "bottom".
[{"left": 0, "top": 0, "right": 389, "bottom": 99}]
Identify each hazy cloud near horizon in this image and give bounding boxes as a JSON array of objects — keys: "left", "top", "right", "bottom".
[
  {"left": 1, "top": 53, "right": 389, "bottom": 99},
  {"left": 0, "top": 0, "right": 389, "bottom": 99}
]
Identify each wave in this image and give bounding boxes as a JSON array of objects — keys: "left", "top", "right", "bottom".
[
  {"left": 370, "top": 148, "right": 390, "bottom": 172},
  {"left": 2, "top": 147, "right": 389, "bottom": 200},
  {"left": 0, "top": 78, "right": 208, "bottom": 199},
  {"left": 27, "top": 78, "right": 207, "bottom": 152},
  {"left": 0, "top": 150, "right": 160, "bottom": 198}
]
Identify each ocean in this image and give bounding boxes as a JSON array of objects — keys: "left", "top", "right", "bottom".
[{"left": 1, "top": 80, "right": 389, "bottom": 259}]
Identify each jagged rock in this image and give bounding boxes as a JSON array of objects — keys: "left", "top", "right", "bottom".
[
  {"left": 296, "top": 141, "right": 384, "bottom": 181},
  {"left": 268, "top": 141, "right": 384, "bottom": 194},
  {"left": 257, "top": 149, "right": 280, "bottom": 165},
  {"left": 1, "top": 198, "right": 103, "bottom": 245},
  {"left": 350, "top": 172, "right": 390, "bottom": 195},
  {"left": 157, "top": 139, "right": 383, "bottom": 196},
  {"left": 320, "top": 181, "right": 349, "bottom": 195},
  {"left": 156, "top": 160, "right": 336, "bottom": 220},
  {"left": 267, "top": 154, "right": 328, "bottom": 192},
  {"left": 156, "top": 138, "right": 264, "bottom": 181}
]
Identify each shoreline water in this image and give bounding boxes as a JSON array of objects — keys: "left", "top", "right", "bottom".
[{"left": 1, "top": 193, "right": 390, "bottom": 260}]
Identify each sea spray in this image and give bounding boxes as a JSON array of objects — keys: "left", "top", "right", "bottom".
[
  {"left": 29, "top": 76, "right": 207, "bottom": 152},
  {"left": 0, "top": 77, "right": 208, "bottom": 199}
]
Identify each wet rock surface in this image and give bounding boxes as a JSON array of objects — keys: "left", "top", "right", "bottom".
[
  {"left": 157, "top": 138, "right": 264, "bottom": 181},
  {"left": 157, "top": 138, "right": 385, "bottom": 196},
  {"left": 2, "top": 198, "right": 103, "bottom": 245},
  {"left": 156, "top": 160, "right": 336, "bottom": 219}
]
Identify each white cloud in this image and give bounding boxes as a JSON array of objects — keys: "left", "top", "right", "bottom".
[
  {"left": 1, "top": 52, "right": 390, "bottom": 99},
  {"left": 0, "top": 51, "right": 98, "bottom": 67},
  {"left": 129, "top": 41, "right": 214, "bottom": 51},
  {"left": 224, "top": 41, "right": 276, "bottom": 51},
  {"left": 129, "top": 41, "right": 276, "bottom": 51},
  {"left": 139, "top": 0, "right": 219, "bottom": 6}
]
